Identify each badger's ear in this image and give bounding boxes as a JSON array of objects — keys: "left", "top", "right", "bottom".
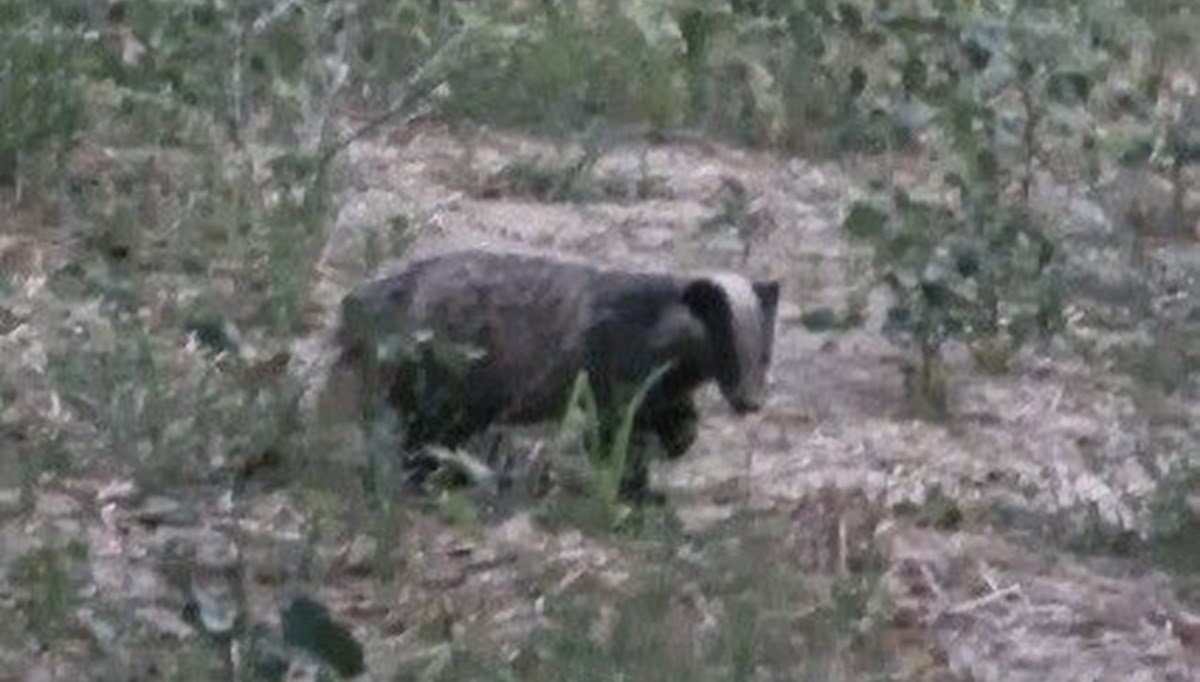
[
  {"left": 682, "top": 279, "right": 728, "bottom": 326},
  {"left": 686, "top": 277, "right": 729, "bottom": 372},
  {"left": 682, "top": 278, "right": 735, "bottom": 360},
  {"left": 753, "top": 280, "right": 780, "bottom": 312}
]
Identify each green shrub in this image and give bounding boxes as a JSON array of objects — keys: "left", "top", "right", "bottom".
[{"left": 0, "top": 2, "right": 89, "bottom": 192}]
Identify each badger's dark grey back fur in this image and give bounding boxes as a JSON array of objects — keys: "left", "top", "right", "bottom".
[{"left": 334, "top": 248, "right": 780, "bottom": 458}]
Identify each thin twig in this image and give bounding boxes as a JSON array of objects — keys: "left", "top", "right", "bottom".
[
  {"left": 316, "top": 30, "right": 468, "bottom": 171},
  {"left": 919, "top": 561, "right": 948, "bottom": 605},
  {"left": 306, "top": 12, "right": 351, "bottom": 159},
  {"left": 944, "top": 583, "right": 1023, "bottom": 616},
  {"left": 978, "top": 560, "right": 1000, "bottom": 592},
  {"left": 251, "top": 0, "right": 308, "bottom": 37}
]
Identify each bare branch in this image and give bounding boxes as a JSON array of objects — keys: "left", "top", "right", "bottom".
[
  {"left": 943, "top": 584, "right": 1023, "bottom": 617},
  {"left": 251, "top": 0, "right": 307, "bottom": 38},
  {"left": 316, "top": 29, "right": 469, "bottom": 171}
]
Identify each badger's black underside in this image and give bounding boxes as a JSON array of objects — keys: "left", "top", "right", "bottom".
[{"left": 379, "top": 322, "right": 706, "bottom": 496}]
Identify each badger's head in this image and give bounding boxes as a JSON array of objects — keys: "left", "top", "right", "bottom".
[{"left": 682, "top": 273, "right": 781, "bottom": 414}]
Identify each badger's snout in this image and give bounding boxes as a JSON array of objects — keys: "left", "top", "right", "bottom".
[
  {"left": 718, "top": 377, "right": 766, "bottom": 416},
  {"left": 728, "top": 395, "right": 763, "bottom": 415}
]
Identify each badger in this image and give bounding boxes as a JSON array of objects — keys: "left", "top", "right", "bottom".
[{"left": 325, "top": 248, "right": 780, "bottom": 497}]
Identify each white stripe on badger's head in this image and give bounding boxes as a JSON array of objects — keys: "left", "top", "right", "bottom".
[{"left": 683, "top": 272, "right": 780, "bottom": 414}]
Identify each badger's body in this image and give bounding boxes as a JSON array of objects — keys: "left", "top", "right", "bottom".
[{"left": 330, "top": 248, "right": 779, "bottom": 491}]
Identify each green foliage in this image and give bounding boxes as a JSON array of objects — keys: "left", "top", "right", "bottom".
[
  {"left": 281, "top": 593, "right": 366, "bottom": 678},
  {"left": 1148, "top": 463, "right": 1200, "bottom": 575},
  {"left": 346, "top": 0, "right": 455, "bottom": 103},
  {"left": 85, "top": 0, "right": 348, "bottom": 150},
  {"left": 798, "top": 306, "right": 841, "bottom": 332},
  {"left": 423, "top": 1, "right": 683, "bottom": 135},
  {"left": 674, "top": 0, "right": 876, "bottom": 151},
  {"left": 3, "top": 0, "right": 1193, "bottom": 191},
  {"left": 27, "top": 254, "right": 304, "bottom": 485},
  {"left": 845, "top": 189, "right": 1060, "bottom": 415},
  {"left": 0, "top": 0, "right": 351, "bottom": 494},
  {"left": 434, "top": 487, "right": 483, "bottom": 532},
  {"left": 487, "top": 152, "right": 602, "bottom": 203},
  {"left": 331, "top": 0, "right": 874, "bottom": 152},
  {"left": 0, "top": 1, "right": 89, "bottom": 188},
  {"left": 9, "top": 541, "right": 89, "bottom": 644},
  {"left": 835, "top": 0, "right": 1125, "bottom": 414}
]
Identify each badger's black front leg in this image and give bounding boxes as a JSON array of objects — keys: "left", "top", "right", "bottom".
[
  {"left": 588, "top": 404, "right": 665, "bottom": 505},
  {"left": 605, "top": 396, "right": 697, "bottom": 504},
  {"left": 387, "top": 350, "right": 501, "bottom": 490},
  {"left": 616, "top": 431, "right": 666, "bottom": 506},
  {"left": 607, "top": 399, "right": 696, "bottom": 505},
  {"left": 647, "top": 398, "right": 699, "bottom": 460}
]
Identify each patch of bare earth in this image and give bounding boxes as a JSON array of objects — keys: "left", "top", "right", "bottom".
[
  {"left": 4, "top": 122, "right": 1199, "bottom": 679},
  {"left": 309, "top": 123, "right": 1200, "bottom": 679}
]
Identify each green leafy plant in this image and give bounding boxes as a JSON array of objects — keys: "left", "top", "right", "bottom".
[
  {"left": 432, "top": 1, "right": 683, "bottom": 136},
  {"left": 10, "top": 542, "right": 89, "bottom": 645},
  {"left": 838, "top": 0, "right": 1096, "bottom": 416},
  {"left": 281, "top": 593, "right": 366, "bottom": 678},
  {"left": 845, "top": 185, "right": 1060, "bottom": 417},
  {"left": 554, "top": 362, "right": 675, "bottom": 527},
  {"left": 1147, "top": 462, "right": 1200, "bottom": 575},
  {"left": 0, "top": 2, "right": 89, "bottom": 195}
]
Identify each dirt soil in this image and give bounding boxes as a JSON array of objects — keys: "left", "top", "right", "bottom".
[
  {"left": 309, "top": 124, "right": 1200, "bottom": 680},
  {"left": 4, "top": 122, "right": 1200, "bottom": 681}
]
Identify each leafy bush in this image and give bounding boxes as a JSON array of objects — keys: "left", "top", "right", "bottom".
[
  {"left": 434, "top": 1, "right": 685, "bottom": 135},
  {"left": 9, "top": 542, "right": 89, "bottom": 644},
  {"left": 0, "top": 2, "right": 90, "bottom": 191},
  {"left": 838, "top": 0, "right": 1128, "bottom": 415},
  {"left": 845, "top": 188, "right": 1061, "bottom": 415},
  {"left": 33, "top": 259, "right": 304, "bottom": 486}
]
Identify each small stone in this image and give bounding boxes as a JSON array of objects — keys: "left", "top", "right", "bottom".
[
  {"left": 194, "top": 530, "right": 240, "bottom": 570},
  {"left": 133, "top": 495, "right": 192, "bottom": 526},
  {"left": 136, "top": 606, "right": 195, "bottom": 639},
  {"left": 97, "top": 479, "right": 138, "bottom": 505},
  {"left": 189, "top": 579, "right": 238, "bottom": 636},
  {"left": 1170, "top": 610, "right": 1200, "bottom": 648},
  {"left": 778, "top": 301, "right": 804, "bottom": 324},
  {"left": 343, "top": 535, "right": 378, "bottom": 575},
  {"left": 0, "top": 488, "right": 22, "bottom": 515}
]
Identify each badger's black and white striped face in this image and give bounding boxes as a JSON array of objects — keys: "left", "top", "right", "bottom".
[{"left": 683, "top": 273, "right": 780, "bottom": 414}]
